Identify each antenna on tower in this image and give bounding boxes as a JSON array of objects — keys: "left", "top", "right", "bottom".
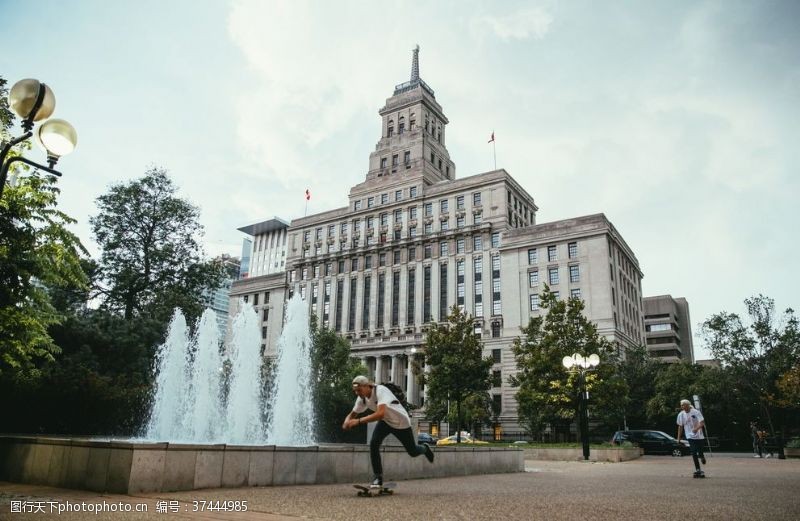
[{"left": 411, "top": 44, "right": 420, "bottom": 81}]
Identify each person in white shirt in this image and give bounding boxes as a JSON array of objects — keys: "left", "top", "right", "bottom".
[
  {"left": 342, "top": 376, "right": 434, "bottom": 487},
  {"left": 676, "top": 399, "right": 707, "bottom": 477}
]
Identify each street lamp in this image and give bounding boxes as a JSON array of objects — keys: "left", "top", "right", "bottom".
[
  {"left": 1, "top": 78, "right": 77, "bottom": 199},
  {"left": 562, "top": 352, "right": 600, "bottom": 461}
]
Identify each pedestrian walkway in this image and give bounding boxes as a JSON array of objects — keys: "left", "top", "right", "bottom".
[{"left": 1, "top": 455, "right": 797, "bottom": 520}]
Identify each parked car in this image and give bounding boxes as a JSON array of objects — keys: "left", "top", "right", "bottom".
[
  {"left": 611, "top": 430, "right": 690, "bottom": 456},
  {"left": 436, "top": 434, "right": 489, "bottom": 446},
  {"left": 418, "top": 432, "right": 439, "bottom": 445}
]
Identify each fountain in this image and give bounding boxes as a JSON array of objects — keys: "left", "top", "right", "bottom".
[{"left": 144, "top": 293, "right": 315, "bottom": 445}]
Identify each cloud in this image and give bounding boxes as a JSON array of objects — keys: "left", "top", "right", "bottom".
[{"left": 469, "top": 7, "right": 553, "bottom": 42}]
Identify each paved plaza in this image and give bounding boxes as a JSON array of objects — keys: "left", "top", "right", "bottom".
[{"left": 1, "top": 455, "right": 797, "bottom": 520}]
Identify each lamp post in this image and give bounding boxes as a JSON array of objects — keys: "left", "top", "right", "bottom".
[
  {"left": 1, "top": 78, "right": 77, "bottom": 199},
  {"left": 562, "top": 352, "right": 600, "bottom": 461}
]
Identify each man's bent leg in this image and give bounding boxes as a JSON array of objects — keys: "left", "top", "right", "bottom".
[
  {"left": 369, "top": 421, "right": 392, "bottom": 479},
  {"left": 392, "top": 427, "right": 427, "bottom": 457},
  {"left": 689, "top": 439, "right": 702, "bottom": 471}
]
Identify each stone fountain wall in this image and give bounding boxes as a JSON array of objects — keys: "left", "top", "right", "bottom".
[{"left": 0, "top": 436, "right": 523, "bottom": 494}]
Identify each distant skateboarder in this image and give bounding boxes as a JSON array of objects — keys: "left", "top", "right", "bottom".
[
  {"left": 342, "top": 376, "right": 434, "bottom": 489},
  {"left": 677, "top": 399, "right": 706, "bottom": 478}
]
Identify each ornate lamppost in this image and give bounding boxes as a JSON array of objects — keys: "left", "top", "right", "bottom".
[
  {"left": 1, "top": 79, "right": 77, "bottom": 199},
  {"left": 562, "top": 353, "right": 600, "bottom": 461}
]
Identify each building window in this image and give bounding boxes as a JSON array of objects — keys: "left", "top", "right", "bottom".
[
  {"left": 456, "top": 215, "right": 465, "bottom": 228},
  {"left": 424, "top": 202, "right": 433, "bottom": 216},
  {"left": 410, "top": 186, "right": 418, "bottom": 198},
  {"left": 491, "top": 322, "right": 501, "bottom": 338},
  {"left": 474, "top": 236, "right": 482, "bottom": 251},
  {"left": 410, "top": 226, "right": 417, "bottom": 238},
  {"left": 440, "top": 200, "right": 449, "bottom": 213},
  {"left": 441, "top": 220, "right": 449, "bottom": 231},
  {"left": 368, "top": 197, "right": 374, "bottom": 208},
  {"left": 404, "top": 151, "right": 410, "bottom": 165},
  {"left": 549, "top": 267, "right": 559, "bottom": 285},
  {"left": 377, "top": 274, "right": 385, "bottom": 328},
  {"left": 570, "top": 288, "right": 581, "bottom": 300},
  {"left": 456, "top": 238, "right": 465, "bottom": 254},
  {"left": 380, "top": 157, "right": 387, "bottom": 169},
  {"left": 456, "top": 195, "right": 465, "bottom": 210},
  {"left": 351, "top": 258, "right": 359, "bottom": 271},
  {"left": 380, "top": 213, "right": 388, "bottom": 226},
  {"left": 253, "top": 293, "right": 259, "bottom": 306},
  {"left": 379, "top": 253, "right": 386, "bottom": 267},
  {"left": 569, "top": 242, "right": 578, "bottom": 259},
  {"left": 381, "top": 193, "right": 388, "bottom": 204},
  {"left": 362, "top": 276, "right": 371, "bottom": 328},
  {"left": 424, "top": 244, "right": 432, "bottom": 259},
  {"left": 474, "top": 211, "right": 482, "bottom": 225},
  {"left": 328, "top": 224, "right": 335, "bottom": 236},
  {"left": 430, "top": 152, "right": 435, "bottom": 164},
  {"left": 365, "top": 255, "right": 372, "bottom": 269},
  {"left": 354, "top": 200, "right": 362, "bottom": 211},
  {"left": 530, "top": 294, "right": 540, "bottom": 311},
  {"left": 391, "top": 272, "right": 400, "bottom": 326},
  {"left": 395, "top": 190, "right": 402, "bottom": 201},
  {"left": 394, "top": 209, "right": 402, "bottom": 223},
  {"left": 491, "top": 232, "right": 500, "bottom": 248},
  {"left": 492, "top": 348, "right": 501, "bottom": 363},
  {"left": 341, "top": 222, "right": 348, "bottom": 234},
  {"left": 548, "top": 245, "right": 557, "bottom": 262},
  {"left": 424, "top": 222, "right": 432, "bottom": 234},
  {"left": 423, "top": 266, "right": 432, "bottom": 322},
  {"left": 409, "top": 206, "right": 417, "bottom": 220},
  {"left": 529, "top": 270, "right": 539, "bottom": 288},
  {"left": 440, "top": 241, "right": 449, "bottom": 256},
  {"left": 439, "top": 263, "right": 448, "bottom": 320},
  {"left": 314, "top": 264, "right": 321, "bottom": 278},
  {"left": 528, "top": 248, "right": 537, "bottom": 265},
  {"left": 473, "top": 192, "right": 481, "bottom": 206},
  {"left": 409, "top": 246, "right": 416, "bottom": 260},
  {"left": 569, "top": 265, "right": 580, "bottom": 283}
]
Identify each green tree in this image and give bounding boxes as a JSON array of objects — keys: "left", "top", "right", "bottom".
[
  {"left": 419, "top": 305, "right": 493, "bottom": 442},
  {"left": 701, "top": 295, "right": 800, "bottom": 440},
  {"left": 89, "top": 167, "right": 223, "bottom": 322},
  {"left": 510, "top": 286, "right": 626, "bottom": 441},
  {"left": 308, "top": 319, "right": 366, "bottom": 442},
  {"left": 1, "top": 77, "right": 88, "bottom": 375},
  {"left": 615, "top": 344, "right": 660, "bottom": 430}
]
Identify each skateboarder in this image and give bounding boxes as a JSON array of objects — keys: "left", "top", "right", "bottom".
[
  {"left": 677, "top": 399, "right": 706, "bottom": 478},
  {"left": 342, "top": 375, "right": 434, "bottom": 489}
]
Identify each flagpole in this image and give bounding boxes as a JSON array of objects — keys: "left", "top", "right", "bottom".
[{"left": 493, "top": 140, "right": 497, "bottom": 171}]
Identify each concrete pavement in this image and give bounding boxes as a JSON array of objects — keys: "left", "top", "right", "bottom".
[{"left": 1, "top": 454, "right": 797, "bottom": 520}]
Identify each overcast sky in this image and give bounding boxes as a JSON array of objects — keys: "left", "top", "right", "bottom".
[{"left": 2, "top": 0, "right": 798, "bottom": 359}]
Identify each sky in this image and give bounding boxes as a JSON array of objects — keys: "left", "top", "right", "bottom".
[{"left": 2, "top": 0, "right": 799, "bottom": 360}]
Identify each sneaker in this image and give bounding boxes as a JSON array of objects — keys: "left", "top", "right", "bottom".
[
  {"left": 370, "top": 476, "right": 383, "bottom": 488},
  {"left": 765, "top": 454, "right": 772, "bottom": 459},
  {"left": 424, "top": 443, "right": 435, "bottom": 463},
  {"left": 754, "top": 454, "right": 761, "bottom": 458},
  {"left": 700, "top": 456, "right": 706, "bottom": 465}
]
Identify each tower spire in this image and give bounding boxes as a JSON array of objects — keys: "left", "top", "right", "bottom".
[{"left": 411, "top": 44, "right": 420, "bottom": 81}]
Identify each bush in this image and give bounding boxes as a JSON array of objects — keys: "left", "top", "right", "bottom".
[{"left": 786, "top": 438, "right": 800, "bottom": 449}]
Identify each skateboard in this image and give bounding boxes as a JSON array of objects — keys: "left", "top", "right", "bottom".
[
  {"left": 693, "top": 471, "right": 706, "bottom": 478},
  {"left": 354, "top": 482, "right": 396, "bottom": 497}
]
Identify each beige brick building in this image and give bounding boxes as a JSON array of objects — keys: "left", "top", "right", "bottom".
[{"left": 230, "top": 48, "right": 645, "bottom": 432}]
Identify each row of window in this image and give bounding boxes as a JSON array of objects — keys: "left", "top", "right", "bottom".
[
  {"left": 351, "top": 189, "right": 481, "bottom": 216},
  {"left": 528, "top": 265, "right": 580, "bottom": 287},
  {"left": 527, "top": 242, "right": 578, "bottom": 265},
  {"left": 529, "top": 289, "right": 582, "bottom": 311}
]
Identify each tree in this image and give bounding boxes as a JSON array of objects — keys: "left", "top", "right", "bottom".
[
  {"left": 89, "top": 167, "right": 223, "bottom": 322},
  {"left": 701, "top": 295, "right": 800, "bottom": 441},
  {"left": 1, "top": 76, "right": 88, "bottom": 375},
  {"left": 308, "top": 319, "right": 366, "bottom": 442},
  {"left": 614, "top": 344, "right": 660, "bottom": 430},
  {"left": 510, "top": 286, "right": 626, "bottom": 441},
  {"left": 419, "top": 305, "right": 493, "bottom": 443}
]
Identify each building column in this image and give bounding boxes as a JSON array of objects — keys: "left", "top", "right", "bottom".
[
  {"left": 375, "top": 355, "right": 384, "bottom": 384},
  {"left": 406, "top": 355, "right": 418, "bottom": 405}
]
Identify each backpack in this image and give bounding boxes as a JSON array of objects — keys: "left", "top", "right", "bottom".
[{"left": 361, "top": 382, "right": 415, "bottom": 413}]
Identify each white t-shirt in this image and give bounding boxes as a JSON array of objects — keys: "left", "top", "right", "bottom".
[
  {"left": 677, "top": 408, "right": 705, "bottom": 440},
  {"left": 352, "top": 385, "right": 411, "bottom": 430}
]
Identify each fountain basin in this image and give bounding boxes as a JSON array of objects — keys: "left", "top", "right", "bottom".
[{"left": 0, "top": 435, "right": 523, "bottom": 493}]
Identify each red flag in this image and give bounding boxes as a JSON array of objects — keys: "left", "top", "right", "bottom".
[
  {"left": 305, "top": 189, "right": 311, "bottom": 201},
  {"left": 488, "top": 131, "right": 495, "bottom": 143}
]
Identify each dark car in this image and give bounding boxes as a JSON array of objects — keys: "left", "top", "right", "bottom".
[
  {"left": 418, "top": 432, "right": 439, "bottom": 445},
  {"left": 611, "top": 430, "right": 690, "bottom": 456}
]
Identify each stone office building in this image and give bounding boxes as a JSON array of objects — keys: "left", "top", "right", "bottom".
[
  {"left": 230, "top": 48, "right": 645, "bottom": 431},
  {"left": 642, "top": 295, "right": 694, "bottom": 363}
]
